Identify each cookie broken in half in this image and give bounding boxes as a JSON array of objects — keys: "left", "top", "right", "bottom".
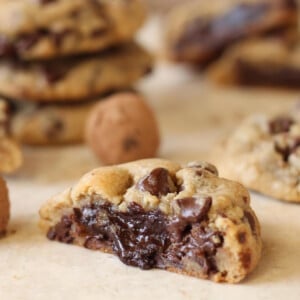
[{"left": 39, "top": 159, "right": 261, "bottom": 283}]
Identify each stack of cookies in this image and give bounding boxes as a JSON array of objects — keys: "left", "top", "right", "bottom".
[
  {"left": 0, "top": 0, "right": 152, "bottom": 146},
  {"left": 166, "top": 0, "right": 300, "bottom": 88}
]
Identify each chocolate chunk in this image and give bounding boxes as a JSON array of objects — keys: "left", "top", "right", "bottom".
[
  {"left": 137, "top": 168, "right": 177, "bottom": 197},
  {"left": 269, "top": 116, "right": 294, "bottom": 134},
  {"left": 187, "top": 162, "right": 219, "bottom": 176},
  {"left": 177, "top": 197, "right": 212, "bottom": 223},
  {"left": 240, "top": 251, "right": 252, "bottom": 269},
  {"left": 47, "top": 216, "right": 74, "bottom": 244},
  {"left": 275, "top": 137, "right": 300, "bottom": 162},
  {"left": 48, "top": 200, "right": 223, "bottom": 274},
  {"left": 45, "top": 118, "right": 64, "bottom": 139},
  {"left": 236, "top": 60, "right": 300, "bottom": 88}
]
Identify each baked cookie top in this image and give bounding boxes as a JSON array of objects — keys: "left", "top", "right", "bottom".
[
  {"left": 40, "top": 158, "right": 262, "bottom": 283},
  {"left": 213, "top": 106, "right": 300, "bottom": 202},
  {"left": 208, "top": 37, "right": 300, "bottom": 87},
  {"left": 0, "top": 42, "right": 153, "bottom": 102},
  {"left": 0, "top": 0, "right": 146, "bottom": 60},
  {"left": 166, "top": 0, "right": 297, "bottom": 64}
]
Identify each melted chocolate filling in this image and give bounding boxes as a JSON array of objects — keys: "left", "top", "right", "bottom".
[
  {"left": 236, "top": 60, "right": 300, "bottom": 88},
  {"left": 47, "top": 198, "right": 223, "bottom": 275}
]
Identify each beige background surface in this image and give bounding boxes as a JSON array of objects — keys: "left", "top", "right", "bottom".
[{"left": 1, "top": 19, "right": 300, "bottom": 300}]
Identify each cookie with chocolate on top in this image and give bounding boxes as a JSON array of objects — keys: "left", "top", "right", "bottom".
[
  {"left": 208, "top": 38, "right": 300, "bottom": 88},
  {"left": 213, "top": 106, "right": 300, "bottom": 202},
  {"left": 0, "top": 42, "right": 152, "bottom": 102},
  {"left": 166, "top": 0, "right": 298, "bottom": 64},
  {"left": 0, "top": 0, "right": 146, "bottom": 60},
  {"left": 39, "top": 158, "right": 262, "bottom": 283}
]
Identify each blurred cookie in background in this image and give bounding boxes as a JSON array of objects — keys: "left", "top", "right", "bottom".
[
  {"left": 0, "top": 42, "right": 153, "bottom": 103},
  {"left": 0, "top": 0, "right": 146, "bottom": 60},
  {"left": 0, "top": 100, "right": 23, "bottom": 173},
  {"left": 143, "top": 0, "right": 187, "bottom": 13},
  {"left": 208, "top": 36, "right": 300, "bottom": 88},
  {"left": 165, "top": 0, "right": 298, "bottom": 65}
]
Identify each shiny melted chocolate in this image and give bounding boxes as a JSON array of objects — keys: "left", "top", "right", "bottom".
[{"left": 47, "top": 197, "right": 223, "bottom": 275}]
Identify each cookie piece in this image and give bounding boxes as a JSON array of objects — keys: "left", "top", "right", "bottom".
[
  {"left": 0, "top": 42, "right": 152, "bottom": 103},
  {"left": 0, "top": 0, "right": 145, "bottom": 60},
  {"left": 8, "top": 99, "right": 96, "bottom": 146},
  {"left": 213, "top": 107, "right": 300, "bottom": 202},
  {"left": 0, "top": 177, "right": 9, "bottom": 236},
  {"left": 39, "top": 159, "right": 262, "bottom": 283},
  {"left": 0, "top": 100, "right": 23, "bottom": 173},
  {"left": 85, "top": 93, "right": 160, "bottom": 165},
  {"left": 208, "top": 38, "right": 300, "bottom": 88},
  {"left": 166, "top": 0, "right": 297, "bottom": 64}
]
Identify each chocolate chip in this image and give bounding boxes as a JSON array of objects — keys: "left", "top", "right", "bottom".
[
  {"left": 240, "top": 251, "right": 252, "bottom": 269},
  {"left": 275, "top": 137, "right": 300, "bottom": 162},
  {"left": 45, "top": 119, "right": 64, "bottom": 139},
  {"left": 243, "top": 211, "right": 256, "bottom": 235},
  {"left": 123, "top": 137, "right": 138, "bottom": 152},
  {"left": 187, "top": 162, "right": 219, "bottom": 176},
  {"left": 237, "top": 232, "right": 247, "bottom": 244},
  {"left": 177, "top": 197, "right": 212, "bottom": 223},
  {"left": 47, "top": 216, "right": 74, "bottom": 244},
  {"left": 137, "top": 168, "right": 177, "bottom": 197},
  {"left": 269, "top": 116, "right": 295, "bottom": 134}
]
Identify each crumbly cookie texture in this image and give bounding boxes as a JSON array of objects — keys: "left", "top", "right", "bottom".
[
  {"left": 0, "top": 42, "right": 152, "bottom": 102},
  {"left": 0, "top": 176, "right": 9, "bottom": 236},
  {"left": 213, "top": 107, "right": 300, "bottom": 202},
  {"left": 0, "top": 0, "right": 146, "bottom": 60},
  {"left": 0, "top": 100, "right": 23, "bottom": 173},
  {"left": 166, "top": 0, "right": 297, "bottom": 64},
  {"left": 40, "top": 158, "right": 262, "bottom": 283},
  {"left": 208, "top": 38, "right": 300, "bottom": 87},
  {"left": 9, "top": 99, "right": 95, "bottom": 146}
]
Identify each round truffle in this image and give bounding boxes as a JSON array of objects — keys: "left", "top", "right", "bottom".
[
  {"left": 0, "top": 177, "right": 9, "bottom": 236},
  {"left": 85, "top": 93, "right": 160, "bottom": 165}
]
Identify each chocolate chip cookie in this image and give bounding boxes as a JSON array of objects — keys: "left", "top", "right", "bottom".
[
  {"left": 39, "top": 159, "right": 262, "bottom": 283},
  {"left": 0, "top": 100, "right": 23, "bottom": 173},
  {"left": 166, "top": 0, "right": 297, "bottom": 64},
  {"left": 213, "top": 106, "right": 300, "bottom": 202},
  {"left": 0, "top": 0, "right": 146, "bottom": 60},
  {"left": 8, "top": 99, "right": 97, "bottom": 146},
  {"left": 208, "top": 37, "right": 300, "bottom": 88},
  {"left": 0, "top": 42, "right": 152, "bottom": 102},
  {"left": 0, "top": 176, "right": 9, "bottom": 236}
]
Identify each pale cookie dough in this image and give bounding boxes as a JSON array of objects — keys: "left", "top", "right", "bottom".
[
  {"left": 40, "top": 158, "right": 262, "bottom": 283},
  {"left": 0, "top": 176, "right": 9, "bottom": 236},
  {"left": 0, "top": 42, "right": 153, "bottom": 102},
  {"left": 0, "top": 100, "right": 23, "bottom": 173},
  {"left": 0, "top": 0, "right": 146, "bottom": 60},
  {"left": 166, "top": 0, "right": 297, "bottom": 64},
  {"left": 208, "top": 38, "right": 300, "bottom": 88},
  {"left": 213, "top": 107, "right": 300, "bottom": 202}
]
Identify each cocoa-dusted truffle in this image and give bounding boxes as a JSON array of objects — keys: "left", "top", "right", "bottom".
[
  {"left": 85, "top": 93, "right": 160, "bottom": 165},
  {"left": 0, "top": 177, "right": 9, "bottom": 237}
]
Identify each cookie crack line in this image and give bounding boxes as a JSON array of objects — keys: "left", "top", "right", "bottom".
[{"left": 40, "top": 159, "right": 262, "bottom": 283}]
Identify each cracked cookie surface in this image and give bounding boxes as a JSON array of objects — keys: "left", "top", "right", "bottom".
[{"left": 40, "top": 158, "right": 262, "bottom": 283}]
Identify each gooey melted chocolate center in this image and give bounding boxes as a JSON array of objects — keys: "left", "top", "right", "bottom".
[{"left": 47, "top": 196, "right": 223, "bottom": 274}]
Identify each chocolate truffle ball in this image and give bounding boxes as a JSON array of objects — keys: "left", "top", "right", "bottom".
[
  {"left": 0, "top": 177, "right": 9, "bottom": 236},
  {"left": 85, "top": 93, "right": 160, "bottom": 165}
]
